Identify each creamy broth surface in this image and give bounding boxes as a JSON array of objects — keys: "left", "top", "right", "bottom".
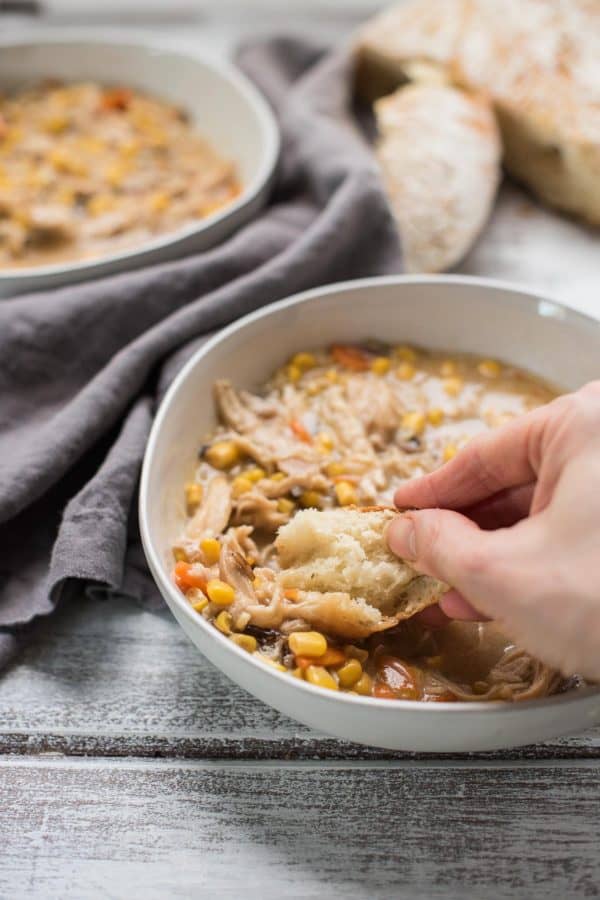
[{"left": 0, "top": 81, "right": 240, "bottom": 268}]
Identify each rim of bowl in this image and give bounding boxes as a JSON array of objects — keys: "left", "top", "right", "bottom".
[
  {"left": 140, "top": 274, "right": 600, "bottom": 713},
  {"left": 0, "top": 30, "right": 280, "bottom": 282}
]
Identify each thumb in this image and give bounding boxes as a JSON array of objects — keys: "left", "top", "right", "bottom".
[
  {"left": 386, "top": 509, "right": 546, "bottom": 623},
  {"left": 387, "top": 509, "right": 488, "bottom": 593}
]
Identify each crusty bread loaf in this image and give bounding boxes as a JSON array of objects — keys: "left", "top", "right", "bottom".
[
  {"left": 275, "top": 507, "right": 447, "bottom": 626},
  {"left": 375, "top": 83, "right": 500, "bottom": 272},
  {"left": 357, "top": 0, "right": 600, "bottom": 225}
]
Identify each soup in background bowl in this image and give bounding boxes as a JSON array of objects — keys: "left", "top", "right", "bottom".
[
  {"left": 0, "top": 36, "right": 279, "bottom": 296},
  {"left": 140, "top": 276, "right": 600, "bottom": 752}
]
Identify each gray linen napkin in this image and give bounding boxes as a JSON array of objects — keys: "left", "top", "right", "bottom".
[{"left": 0, "top": 36, "right": 402, "bottom": 665}]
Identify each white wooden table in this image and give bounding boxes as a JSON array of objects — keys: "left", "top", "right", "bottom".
[{"left": 2, "top": 9, "right": 600, "bottom": 898}]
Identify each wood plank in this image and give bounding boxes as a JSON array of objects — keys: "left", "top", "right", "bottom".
[
  {"left": 2, "top": 594, "right": 599, "bottom": 759},
  {"left": 1, "top": 755, "right": 599, "bottom": 899}
]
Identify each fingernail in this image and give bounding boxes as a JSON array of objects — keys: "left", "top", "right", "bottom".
[{"left": 387, "top": 516, "right": 417, "bottom": 560}]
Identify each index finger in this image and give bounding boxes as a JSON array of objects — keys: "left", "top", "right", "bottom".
[{"left": 394, "top": 407, "right": 544, "bottom": 511}]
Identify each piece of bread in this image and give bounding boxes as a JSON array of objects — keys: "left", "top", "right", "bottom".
[
  {"left": 275, "top": 507, "right": 447, "bottom": 629},
  {"left": 375, "top": 83, "right": 501, "bottom": 272},
  {"left": 357, "top": 0, "right": 600, "bottom": 226}
]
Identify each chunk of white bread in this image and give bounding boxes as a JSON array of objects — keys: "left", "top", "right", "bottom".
[
  {"left": 375, "top": 83, "right": 501, "bottom": 273},
  {"left": 357, "top": 0, "right": 600, "bottom": 225},
  {"left": 275, "top": 507, "right": 447, "bottom": 623}
]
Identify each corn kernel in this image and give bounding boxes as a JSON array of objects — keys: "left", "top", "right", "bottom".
[
  {"left": 325, "top": 461, "right": 347, "bottom": 477},
  {"left": 230, "top": 633, "right": 257, "bottom": 653},
  {"left": 395, "top": 345, "right": 417, "bottom": 362},
  {"left": 77, "top": 136, "right": 104, "bottom": 155},
  {"left": 334, "top": 481, "right": 358, "bottom": 507},
  {"left": 443, "top": 376, "right": 463, "bottom": 397},
  {"left": 55, "top": 187, "right": 75, "bottom": 206},
  {"left": 292, "top": 352, "right": 317, "bottom": 371},
  {"left": 440, "top": 360, "right": 457, "bottom": 376},
  {"left": 215, "top": 610, "right": 232, "bottom": 634},
  {"left": 396, "top": 362, "right": 416, "bottom": 380},
  {"left": 291, "top": 667, "right": 304, "bottom": 679},
  {"left": 189, "top": 588, "right": 208, "bottom": 614},
  {"left": 43, "top": 114, "right": 68, "bottom": 134},
  {"left": 184, "top": 482, "right": 203, "bottom": 515},
  {"left": 270, "top": 472, "right": 286, "bottom": 482},
  {"left": 149, "top": 191, "right": 170, "bottom": 213},
  {"left": 245, "top": 467, "right": 266, "bottom": 483},
  {"left": 316, "top": 432, "right": 335, "bottom": 453},
  {"left": 87, "top": 194, "right": 116, "bottom": 217},
  {"left": 443, "top": 443, "right": 458, "bottom": 462},
  {"left": 427, "top": 407, "right": 444, "bottom": 426},
  {"left": 343, "top": 644, "right": 369, "bottom": 664},
  {"left": 306, "top": 382, "right": 323, "bottom": 397},
  {"left": 325, "top": 368, "right": 338, "bottom": 383},
  {"left": 200, "top": 537, "right": 221, "bottom": 566},
  {"left": 173, "top": 547, "right": 188, "bottom": 562},
  {"left": 306, "top": 665, "right": 339, "bottom": 691},
  {"left": 277, "top": 497, "right": 295, "bottom": 515},
  {"left": 23, "top": 169, "right": 44, "bottom": 189},
  {"left": 337, "top": 658, "right": 363, "bottom": 689},
  {"left": 104, "top": 162, "right": 129, "bottom": 187},
  {"left": 354, "top": 673, "right": 373, "bottom": 696},
  {"left": 478, "top": 359, "right": 502, "bottom": 378},
  {"left": 232, "top": 475, "right": 253, "bottom": 498},
  {"left": 205, "top": 441, "right": 240, "bottom": 470},
  {"left": 371, "top": 356, "right": 391, "bottom": 376},
  {"left": 289, "top": 631, "right": 328, "bottom": 658},
  {"left": 287, "top": 363, "right": 302, "bottom": 383},
  {"left": 49, "top": 148, "right": 87, "bottom": 176},
  {"left": 120, "top": 138, "right": 140, "bottom": 157},
  {"left": 207, "top": 579, "right": 235, "bottom": 607},
  {"left": 401, "top": 411, "right": 426, "bottom": 436},
  {"left": 299, "top": 491, "right": 323, "bottom": 509},
  {"left": 253, "top": 652, "right": 286, "bottom": 672}
]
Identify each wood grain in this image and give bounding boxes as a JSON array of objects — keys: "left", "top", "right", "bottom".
[
  {"left": 2, "top": 755, "right": 600, "bottom": 899},
  {"left": 1, "top": 594, "right": 599, "bottom": 760}
]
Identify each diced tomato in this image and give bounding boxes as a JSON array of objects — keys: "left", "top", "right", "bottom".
[
  {"left": 424, "top": 691, "right": 457, "bottom": 703},
  {"left": 100, "top": 87, "right": 133, "bottom": 112},
  {"left": 373, "top": 682, "right": 399, "bottom": 700},
  {"left": 374, "top": 656, "right": 422, "bottom": 700},
  {"left": 330, "top": 344, "right": 371, "bottom": 371}
]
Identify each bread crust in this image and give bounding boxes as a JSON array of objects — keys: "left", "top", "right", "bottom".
[
  {"left": 275, "top": 507, "right": 447, "bottom": 637},
  {"left": 357, "top": 0, "right": 600, "bottom": 225},
  {"left": 375, "top": 83, "right": 501, "bottom": 272}
]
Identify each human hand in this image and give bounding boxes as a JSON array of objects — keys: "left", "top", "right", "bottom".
[{"left": 387, "top": 382, "right": 600, "bottom": 681}]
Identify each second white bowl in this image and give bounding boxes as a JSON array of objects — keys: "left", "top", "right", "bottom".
[{"left": 0, "top": 34, "right": 279, "bottom": 297}]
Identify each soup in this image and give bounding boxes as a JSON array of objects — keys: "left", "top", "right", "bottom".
[
  {"left": 170, "top": 341, "right": 573, "bottom": 701},
  {"left": 0, "top": 81, "right": 240, "bottom": 268}
]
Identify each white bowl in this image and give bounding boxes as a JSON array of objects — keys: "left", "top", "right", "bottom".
[
  {"left": 140, "top": 275, "right": 600, "bottom": 752},
  {"left": 0, "top": 34, "right": 279, "bottom": 297}
]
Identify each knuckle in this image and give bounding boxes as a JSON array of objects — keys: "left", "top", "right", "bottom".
[{"left": 461, "top": 541, "right": 491, "bottom": 580}]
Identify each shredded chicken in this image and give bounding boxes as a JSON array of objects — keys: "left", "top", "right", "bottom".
[
  {"left": 233, "top": 490, "right": 288, "bottom": 532},
  {"left": 184, "top": 476, "right": 232, "bottom": 541}
]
